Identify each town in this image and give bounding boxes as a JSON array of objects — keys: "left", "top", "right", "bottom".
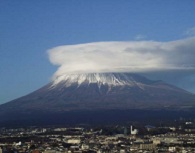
[{"left": 1, "top": 119, "right": 195, "bottom": 153}]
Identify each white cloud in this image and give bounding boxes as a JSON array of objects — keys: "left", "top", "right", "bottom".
[
  {"left": 135, "top": 34, "right": 146, "bottom": 40},
  {"left": 185, "top": 27, "right": 195, "bottom": 36},
  {"left": 48, "top": 37, "right": 195, "bottom": 79}
]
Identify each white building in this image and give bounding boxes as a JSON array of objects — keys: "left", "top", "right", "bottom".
[
  {"left": 130, "top": 126, "right": 138, "bottom": 135},
  {"left": 67, "top": 139, "right": 81, "bottom": 144}
]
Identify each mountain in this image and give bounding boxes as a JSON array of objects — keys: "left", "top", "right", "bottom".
[{"left": 0, "top": 73, "right": 195, "bottom": 126}]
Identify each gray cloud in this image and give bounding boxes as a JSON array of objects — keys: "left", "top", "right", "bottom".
[{"left": 48, "top": 37, "right": 195, "bottom": 80}]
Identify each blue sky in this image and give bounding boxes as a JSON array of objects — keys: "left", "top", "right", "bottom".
[{"left": 0, "top": 0, "right": 195, "bottom": 104}]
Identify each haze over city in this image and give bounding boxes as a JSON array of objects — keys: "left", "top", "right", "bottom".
[{"left": 1, "top": 0, "right": 195, "bottom": 104}]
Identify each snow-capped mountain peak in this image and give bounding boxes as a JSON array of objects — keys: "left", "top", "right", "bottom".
[{"left": 51, "top": 73, "right": 149, "bottom": 87}]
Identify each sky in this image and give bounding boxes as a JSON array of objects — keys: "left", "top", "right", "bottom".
[{"left": 0, "top": 0, "right": 195, "bottom": 104}]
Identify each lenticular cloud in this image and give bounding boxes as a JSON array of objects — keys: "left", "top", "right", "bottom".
[{"left": 48, "top": 37, "right": 195, "bottom": 79}]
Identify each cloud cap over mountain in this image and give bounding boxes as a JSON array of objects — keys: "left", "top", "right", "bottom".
[{"left": 48, "top": 37, "right": 195, "bottom": 79}]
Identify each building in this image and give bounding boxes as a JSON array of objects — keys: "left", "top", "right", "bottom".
[
  {"left": 130, "top": 126, "right": 138, "bottom": 135},
  {"left": 140, "top": 143, "right": 156, "bottom": 150}
]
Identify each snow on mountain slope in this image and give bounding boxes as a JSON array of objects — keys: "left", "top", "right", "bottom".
[{"left": 51, "top": 73, "right": 155, "bottom": 89}]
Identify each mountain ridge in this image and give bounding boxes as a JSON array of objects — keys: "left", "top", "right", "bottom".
[
  {"left": 0, "top": 72, "right": 194, "bottom": 112},
  {"left": 0, "top": 72, "right": 195, "bottom": 126}
]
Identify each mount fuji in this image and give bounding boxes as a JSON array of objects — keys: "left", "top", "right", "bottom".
[{"left": 0, "top": 73, "right": 195, "bottom": 126}]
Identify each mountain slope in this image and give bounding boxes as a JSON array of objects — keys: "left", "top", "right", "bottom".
[{"left": 0, "top": 73, "right": 194, "bottom": 112}]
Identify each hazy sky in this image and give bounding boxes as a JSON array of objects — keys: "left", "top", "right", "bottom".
[{"left": 0, "top": 0, "right": 195, "bottom": 104}]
